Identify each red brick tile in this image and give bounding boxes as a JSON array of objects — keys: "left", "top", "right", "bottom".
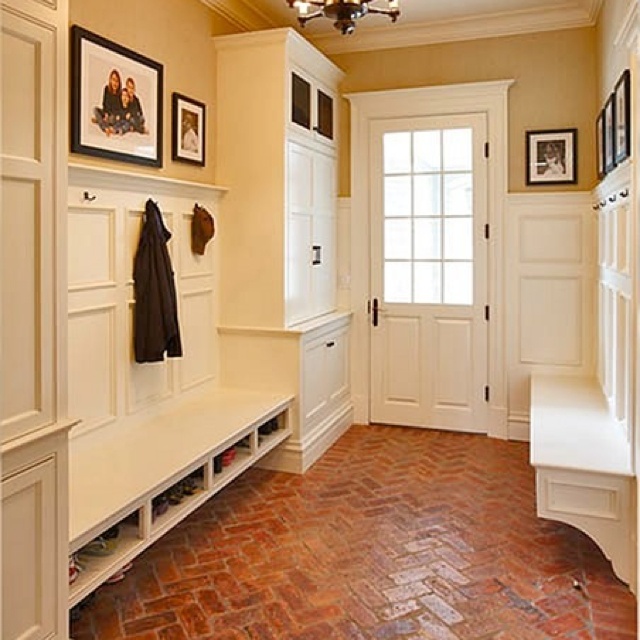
[{"left": 124, "top": 612, "right": 177, "bottom": 636}]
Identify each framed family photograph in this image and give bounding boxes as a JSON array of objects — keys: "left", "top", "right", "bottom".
[
  {"left": 526, "top": 128, "right": 577, "bottom": 185},
  {"left": 614, "top": 69, "right": 631, "bottom": 165},
  {"left": 172, "top": 93, "right": 206, "bottom": 166},
  {"left": 596, "top": 110, "right": 605, "bottom": 179},
  {"left": 70, "top": 25, "right": 163, "bottom": 167},
  {"left": 604, "top": 93, "right": 616, "bottom": 174}
]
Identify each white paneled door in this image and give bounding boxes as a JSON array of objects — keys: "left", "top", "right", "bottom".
[{"left": 370, "top": 114, "right": 489, "bottom": 433}]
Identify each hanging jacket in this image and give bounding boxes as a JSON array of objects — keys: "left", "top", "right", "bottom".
[{"left": 133, "top": 199, "right": 183, "bottom": 363}]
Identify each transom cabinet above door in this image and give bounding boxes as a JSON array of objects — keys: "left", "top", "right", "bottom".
[{"left": 214, "top": 28, "right": 344, "bottom": 329}]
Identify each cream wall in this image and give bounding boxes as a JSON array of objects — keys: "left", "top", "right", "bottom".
[
  {"left": 69, "top": 0, "right": 239, "bottom": 184},
  {"left": 331, "top": 27, "right": 597, "bottom": 195}
]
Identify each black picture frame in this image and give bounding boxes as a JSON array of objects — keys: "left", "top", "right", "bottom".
[
  {"left": 604, "top": 93, "right": 616, "bottom": 174},
  {"left": 70, "top": 25, "right": 163, "bottom": 168},
  {"left": 596, "top": 109, "right": 605, "bottom": 180},
  {"left": 614, "top": 69, "right": 631, "bottom": 165},
  {"left": 171, "top": 93, "right": 206, "bottom": 166},
  {"left": 525, "top": 128, "right": 577, "bottom": 185}
]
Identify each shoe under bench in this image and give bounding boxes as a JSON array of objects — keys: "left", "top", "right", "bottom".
[{"left": 68, "top": 387, "right": 294, "bottom": 608}]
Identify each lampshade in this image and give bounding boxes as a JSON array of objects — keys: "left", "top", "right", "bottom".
[{"left": 287, "top": 0, "right": 400, "bottom": 35}]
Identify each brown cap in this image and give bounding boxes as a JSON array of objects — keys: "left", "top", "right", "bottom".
[{"left": 191, "top": 204, "right": 215, "bottom": 255}]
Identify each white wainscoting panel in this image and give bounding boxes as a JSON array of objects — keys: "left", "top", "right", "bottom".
[
  {"left": 68, "top": 165, "right": 226, "bottom": 439},
  {"left": 506, "top": 192, "right": 595, "bottom": 439}
]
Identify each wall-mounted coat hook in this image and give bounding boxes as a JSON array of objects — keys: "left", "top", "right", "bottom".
[
  {"left": 619, "top": 188, "right": 629, "bottom": 198},
  {"left": 599, "top": 200, "right": 606, "bottom": 208},
  {"left": 608, "top": 194, "right": 617, "bottom": 203},
  {"left": 83, "top": 191, "right": 97, "bottom": 202},
  {"left": 592, "top": 204, "right": 600, "bottom": 211}
]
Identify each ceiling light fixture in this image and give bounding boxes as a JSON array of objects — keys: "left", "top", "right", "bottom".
[{"left": 287, "top": 0, "right": 400, "bottom": 36}]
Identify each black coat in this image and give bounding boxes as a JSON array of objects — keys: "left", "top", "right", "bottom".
[{"left": 133, "top": 199, "right": 183, "bottom": 363}]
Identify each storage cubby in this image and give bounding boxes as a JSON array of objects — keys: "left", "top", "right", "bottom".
[{"left": 68, "top": 388, "right": 294, "bottom": 608}]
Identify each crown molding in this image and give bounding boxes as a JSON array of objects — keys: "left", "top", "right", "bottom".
[
  {"left": 309, "top": 3, "right": 599, "bottom": 55},
  {"left": 200, "top": 0, "right": 276, "bottom": 30},
  {"left": 614, "top": 2, "right": 638, "bottom": 50}
]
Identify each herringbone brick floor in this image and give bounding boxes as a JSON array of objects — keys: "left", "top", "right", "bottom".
[{"left": 71, "top": 425, "right": 637, "bottom": 639}]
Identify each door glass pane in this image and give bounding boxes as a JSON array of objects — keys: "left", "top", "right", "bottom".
[
  {"left": 444, "top": 174, "right": 472, "bottom": 216},
  {"left": 385, "top": 219, "right": 412, "bottom": 260},
  {"left": 444, "top": 262, "right": 472, "bottom": 305},
  {"left": 414, "top": 130, "right": 441, "bottom": 172},
  {"left": 414, "top": 218, "right": 441, "bottom": 260},
  {"left": 414, "top": 175, "right": 440, "bottom": 216},
  {"left": 385, "top": 262, "right": 412, "bottom": 303},
  {"left": 443, "top": 128, "right": 472, "bottom": 170},
  {"left": 385, "top": 176, "right": 411, "bottom": 217},
  {"left": 384, "top": 132, "right": 411, "bottom": 174},
  {"left": 414, "top": 262, "right": 441, "bottom": 303},
  {"left": 444, "top": 218, "right": 473, "bottom": 260}
]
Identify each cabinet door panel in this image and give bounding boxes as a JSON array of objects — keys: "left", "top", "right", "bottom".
[
  {"left": 303, "top": 338, "right": 328, "bottom": 430},
  {"left": 286, "top": 213, "right": 313, "bottom": 324},
  {"left": 326, "top": 327, "right": 350, "bottom": 404},
  {"left": 2, "top": 458, "right": 57, "bottom": 640},
  {"left": 311, "top": 215, "right": 335, "bottom": 316}
]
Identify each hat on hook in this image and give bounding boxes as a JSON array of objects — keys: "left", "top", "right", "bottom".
[{"left": 191, "top": 204, "right": 215, "bottom": 255}]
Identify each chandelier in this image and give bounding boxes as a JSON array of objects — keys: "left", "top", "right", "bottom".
[{"left": 287, "top": 0, "right": 400, "bottom": 35}]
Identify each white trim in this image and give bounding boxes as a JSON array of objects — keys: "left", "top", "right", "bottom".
[
  {"left": 310, "top": 2, "right": 600, "bottom": 55},
  {"left": 68, "top": 163, "right": 228, "bottom": 200},
  {"left": 200, "top": 0, "right": 275, "bottom": 30},
  {"left": 347, "top": 80, "right": 513, "bottom": 438},
  {"left": 614, "top": 1, "right": 638, "bottom": 50}
]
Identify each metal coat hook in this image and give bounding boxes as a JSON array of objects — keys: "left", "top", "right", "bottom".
[
  {"left": 83, "top": 191, "right": 97, "bottom": 202},
  {"left": 608, "top": 194, "right": 617, "bottom": 203},
  {"left": 619, "top": 188, "right": 629, "bottom": 198}
]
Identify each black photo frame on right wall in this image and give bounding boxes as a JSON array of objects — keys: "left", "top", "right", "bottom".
[
  {"left": 614, "top": 68, "right": 631, "bottom": 165},
  {"left": 603, "top": 92, "right": 616, "bottom": 175}
]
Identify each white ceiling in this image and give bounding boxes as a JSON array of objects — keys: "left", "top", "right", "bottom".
[{"left": 205, "top": 0, "right": 603, "bottom": 54}]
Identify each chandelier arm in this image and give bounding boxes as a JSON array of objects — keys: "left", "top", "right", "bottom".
[{"left": 298, "top": 10, "right": 324, "bottom": 26}]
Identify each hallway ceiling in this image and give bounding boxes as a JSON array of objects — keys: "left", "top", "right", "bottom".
[{"left": 205, "top": 0, "right": 603, "bottom": 53}]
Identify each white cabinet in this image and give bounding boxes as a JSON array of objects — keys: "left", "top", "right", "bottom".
[
  {"left": 214, "top": 28, "right": 344, "bottom": 329},
  {"left": 1, "top": 0, "right": 70, "bottom": 637},
  {"left": 301, "top": 318, "right": 350, "bottom": 441}
]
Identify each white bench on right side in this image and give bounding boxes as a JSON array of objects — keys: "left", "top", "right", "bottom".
[{"left": 530, "top": 373, "right": 635, "bottom": 590}]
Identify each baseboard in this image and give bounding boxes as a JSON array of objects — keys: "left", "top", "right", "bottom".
[
  {"left": 508, "top": 411, "right": 530, "bottom": 441},
  {"left": 257, "top": 402, "right": 354, "bottom": 474}
]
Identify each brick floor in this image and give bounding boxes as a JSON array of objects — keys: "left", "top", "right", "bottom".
[{"left": 70, "top": 424, "right": 637, "bottom": 639}]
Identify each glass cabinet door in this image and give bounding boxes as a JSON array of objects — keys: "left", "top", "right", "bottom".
[
  {"left": 316, "top": 89, "right": 333, "bottom": 140},
  {"left": 292, "top": 73, "right": 311, "bottom": 130}
]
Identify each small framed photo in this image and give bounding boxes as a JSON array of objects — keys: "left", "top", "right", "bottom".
[
  {"left": 604, "top": 93, "right": 616, "bottom": 174},
  {"left": 526, "top": 128, "right": 577, "bottom": 185},
  {"left": 614, "top": 69, "right": 630, "bottom": 165},
  {"left": 596, "top": 110, "right": 605, "bottom": 179},
  {"left": 70, "top": 25, "right": 163, "bottom": 167},
  {"left": 172, "top": 93, "right": 206, "bottom": 166}
]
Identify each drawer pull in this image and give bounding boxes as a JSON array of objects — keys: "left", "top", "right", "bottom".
[{"left": 326, "top": 341, "right": 335, "bottom": 348}]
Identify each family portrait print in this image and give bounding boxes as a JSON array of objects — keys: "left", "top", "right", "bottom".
[
  {"left": 71, "top": 26, "right": 163, "bottom": 167},
  {"left": 172, "top": 93, "right": 206, "bottom": 166},
  {"left": 526, "top": 129, "right": 577, "bottom": 185}
]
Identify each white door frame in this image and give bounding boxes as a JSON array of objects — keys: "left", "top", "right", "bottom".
[{"left": 346, "top": 80, "right": 514, "bottom": 439}]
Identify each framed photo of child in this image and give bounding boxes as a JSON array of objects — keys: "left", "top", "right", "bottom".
[
  {"left": 525, "top": 128, "right": 577, "bottom": 185},
  {"left": 70, "top": 25, "right": 163, "bottom": 168},
  {"left": 171, "top": 93, "right": 206, "bottom": 167}
]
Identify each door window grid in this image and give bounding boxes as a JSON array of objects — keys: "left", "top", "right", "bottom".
[{"left": 383, "top": 129, "right": 474, "bottom": 305}]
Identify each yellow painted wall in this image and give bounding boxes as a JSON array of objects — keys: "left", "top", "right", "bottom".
[
  {"left": 69, "top": 0, "right": 239, "bottom": 184},
  {"left": 331, "top": 27, "right": 597, "bottom": 195}
]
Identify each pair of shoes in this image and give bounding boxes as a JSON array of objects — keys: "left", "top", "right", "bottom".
[
  {"left": 258, "top": 418, "right": 278, "bottom": 435},
  {"left": 152, "top": 495, "right": 169, "bottom": 520},
  {"left": 165, "top": 485, "right": 184, "bottom": 505},
  {"left": 69, "top": 554, "right": 82, "bottom": 585},
  {"left": 213, "top": 455, "right": 223, "bottom": 474},
  {"left": 105, "top": 561, "right": 133, "bottom": 585},
  {"left": 78, "top": 536, "right": 117, "bottom": 559},
  {"left": 222, "top": 448, "right": 236, "bottom": 467}
]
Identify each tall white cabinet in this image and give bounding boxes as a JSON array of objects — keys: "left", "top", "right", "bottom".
[
  {"left": 1, "top": 0, "right": 71, "bottom": 637},
  {"left": 215, "top": 29, "right": 353, "bottom": 472}
]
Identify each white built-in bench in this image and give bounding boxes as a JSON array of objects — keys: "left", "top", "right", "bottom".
[
  {"left": 530, "top": 374, "right": 635, "bottom": 590},
  {"left": 68, "top": 387, "right": 293, "bottom": 608}
]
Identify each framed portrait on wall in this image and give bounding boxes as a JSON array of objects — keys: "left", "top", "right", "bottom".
[
  {"left": 525, "top": 128, "right": 577, "bottom": 185},
  {"left": 70, "top": 25, "right": 163, "bottom": 167},
  {"left": 614, "top": 69, "right": 630, "bottom": 165},
  {"left": 596, "top": 109, "right": 604, "bottom": 179},
  {"left": 171, "top": 93, "right": 206, "bottom": 166},
  {"left": 603, "top": 93, "right": 616, "bottom": 174}
]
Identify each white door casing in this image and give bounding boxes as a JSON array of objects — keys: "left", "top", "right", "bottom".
[
  {"left": 369, "top": 114, "right": 488, "bottom": 432},
  {"left": 346, "top": 80, "right": 513, "bottom": 438}
]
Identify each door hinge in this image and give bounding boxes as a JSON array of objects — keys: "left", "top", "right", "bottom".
[
  {"left": 484, "top": 223, "right": 490, "bottom": 240},
  {"left": 484, "top": 305, "right": 490, "bottom": 321},
  {"left": 484, "top": 142, "right": 489, "bottom": 158},
  {"left": 484, "top": 385, "right": 490, "bottom": 402}
]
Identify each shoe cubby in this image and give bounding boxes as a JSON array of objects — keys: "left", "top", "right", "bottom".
[
  {"left": 68, "top": 389, "right": 294, "bottom": 610},
  {"left": 69, "top": 505, "right": 146, "bottom": 608}
]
